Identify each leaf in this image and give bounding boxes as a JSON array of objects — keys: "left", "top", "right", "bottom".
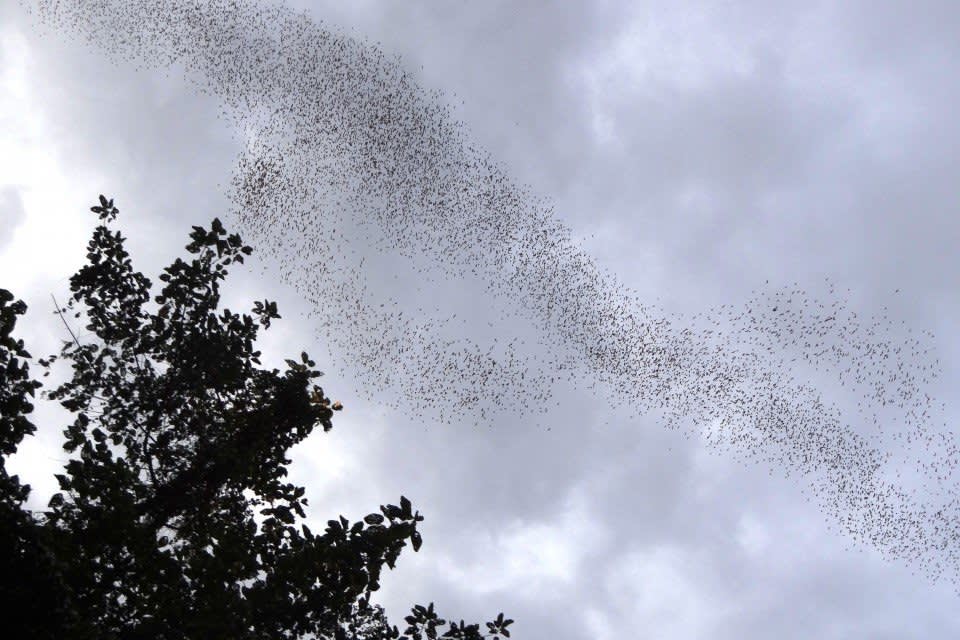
[
  {"left": 382, "top": 504, "right": 402, "bottom": 519},
  {"left": 411, "top": 530, "right": 422, "bottom": 552}
]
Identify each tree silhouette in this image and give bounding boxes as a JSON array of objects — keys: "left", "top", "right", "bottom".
[{"left": 0, "top": 195, "right": 513, "bottom": 640}]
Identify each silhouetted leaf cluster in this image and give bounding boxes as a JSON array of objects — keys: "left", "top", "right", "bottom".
[{"left": 0, "top": 287, "right": 67, "bottom": 635}]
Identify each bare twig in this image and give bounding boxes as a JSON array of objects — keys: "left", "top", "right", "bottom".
[{"left": 51, "top": 293, "right": 83, "bottom": 352}]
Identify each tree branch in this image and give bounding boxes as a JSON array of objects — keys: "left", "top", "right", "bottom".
[{"left": 51, "top": 293, "right": 83, "bottom": 352}]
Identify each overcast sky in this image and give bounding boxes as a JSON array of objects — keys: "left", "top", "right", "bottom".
[{"left": 2, "top": 1, "right": 960, "bottom": 638}]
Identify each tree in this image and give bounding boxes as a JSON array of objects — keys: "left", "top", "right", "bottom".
[
  {"left": 0, "top": 195, "right": 514, "bottom": 640},
  {"left": 0, "top": 281, "right": 67, "bottom": 636}
]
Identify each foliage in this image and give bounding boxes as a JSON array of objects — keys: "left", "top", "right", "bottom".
[
  {"left": 0, "top": 195, "right": 513, "bottom": 640},
  {"left": 0, "top": 286, "right": 68, "bottom": 636}
]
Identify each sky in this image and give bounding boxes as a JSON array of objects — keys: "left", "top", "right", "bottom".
[{"left": 2, "top": 1, "right": 960, "bottom": 638}]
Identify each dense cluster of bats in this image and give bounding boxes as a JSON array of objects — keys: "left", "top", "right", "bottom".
[{"left": 28, "top": 0, "right": 960, "bottom": 589}]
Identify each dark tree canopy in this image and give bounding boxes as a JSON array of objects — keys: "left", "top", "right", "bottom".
[{"left": 0, "top": 196, "right": 514, "bottom": 640}]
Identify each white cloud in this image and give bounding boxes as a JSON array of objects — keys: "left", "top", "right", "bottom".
[
  {"left": 0, "top": 186, "right": 26, "bottom": 249},
  {"left": 594, "top": 543, "right": 730, "bottom": 640},
  {"left": 433, "top": 486, "right": 609, "bottom": 597},
  {"left": 0, "top": 25, "right": 108, "bottom": 287}
]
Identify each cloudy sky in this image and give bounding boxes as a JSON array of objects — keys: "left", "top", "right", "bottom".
[{"left": 2, "top": 1, "right": 960, "bottom": 638}]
